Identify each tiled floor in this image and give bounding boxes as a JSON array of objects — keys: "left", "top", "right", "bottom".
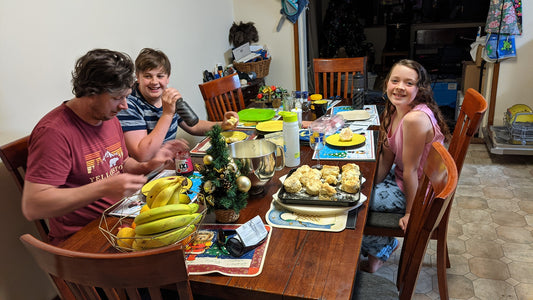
[{"left": 364, "top": 143, "right": 533, "bottom": 300}]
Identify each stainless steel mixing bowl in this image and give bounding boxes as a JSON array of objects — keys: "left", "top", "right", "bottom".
[{"left": 229, "top": 139, "right": 285, "bottom": 195}]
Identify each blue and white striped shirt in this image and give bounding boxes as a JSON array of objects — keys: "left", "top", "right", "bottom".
[{"left": 117, "top": 84, "right": 182, "bottom": 142}]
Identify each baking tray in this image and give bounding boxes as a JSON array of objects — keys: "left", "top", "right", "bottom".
[{"left": 278, "top": 168, "right": 361, "bottom": 207}]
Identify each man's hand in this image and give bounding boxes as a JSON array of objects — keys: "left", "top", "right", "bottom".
[
  {"left": 399, "top": 213, "right": 410, "bottom": 232},
  {"left": 221, "top": 111, "right": 239, "bottom": 130},
  {"left": 104, "top": 173, "right": 148, "bottom": 200},
  {"left": 151, "top": 139, "right": 190, "bottom": 167}
]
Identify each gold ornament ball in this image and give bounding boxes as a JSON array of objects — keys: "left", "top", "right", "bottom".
[
  {"left": 203, "top": 155, "right": 213, "bottom": 165},
  {"left": 236, "top": 176, "right": 251, "bottom": 193}
]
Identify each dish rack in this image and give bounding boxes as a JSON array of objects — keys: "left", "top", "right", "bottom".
[
  {"left": 504, "top": 112, "right": 533, "bottom": 145},
  {"left": 99, "top": 197, "right": 206, "bottom": 252}
]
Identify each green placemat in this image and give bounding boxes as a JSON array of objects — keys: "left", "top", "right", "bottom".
[{"left": 238, "top": 108, "right": 276, "bottom": 122}]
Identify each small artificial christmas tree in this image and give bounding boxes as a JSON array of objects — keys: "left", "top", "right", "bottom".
[{"left": 197, "top": 126, "right": 250, "bottom": 219}]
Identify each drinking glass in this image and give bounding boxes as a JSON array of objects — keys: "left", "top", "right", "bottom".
[{"left": 309, "top": 130, "right": 325, "bottom": 169}]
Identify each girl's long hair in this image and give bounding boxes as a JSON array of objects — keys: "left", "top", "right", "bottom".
[{"left": 380, "top": 59, "right": 450, "bottom": 146}]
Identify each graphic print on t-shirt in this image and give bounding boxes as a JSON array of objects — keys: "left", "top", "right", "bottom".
[{"left": 85, "top": 141, "right": 124, "bottom": 175}]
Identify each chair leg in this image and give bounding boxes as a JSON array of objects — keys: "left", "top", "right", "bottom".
[
  {"left": 437, "top": 233, "right": 450, "bottom": 300},
  {"left": 446, "top": 244, "right": 451, "bottom": 268}
]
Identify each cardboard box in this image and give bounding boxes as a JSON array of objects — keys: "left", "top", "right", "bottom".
[
  {"left": 432, "top": 80, "right": 458, "bottom": 108},
  {"left": 462, "top": 62, "right": 481, "bottom": 93},
  {"left": 475, "top": 45, "right": 484, "bottom": 67}
]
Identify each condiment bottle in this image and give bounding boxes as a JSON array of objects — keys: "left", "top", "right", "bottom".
[
  {"left": 175, "top": 151, "right": 194, "bottom": 177},
  {"left": 279, "top": 111, "right": 300, "bottom": 167}
]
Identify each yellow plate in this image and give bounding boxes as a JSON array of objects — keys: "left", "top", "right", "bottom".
[
  {"left": 141, "top": 176, "right": 192, "bottom": 196},
  {"left": 255, "top": 120, "right": 283, "bottom": 132},
  {"left": 326, "top": 133, "right": 366, "bottom": 147},
  {"left": 221, "top": 131, "right": 248, "bottom": 143}
]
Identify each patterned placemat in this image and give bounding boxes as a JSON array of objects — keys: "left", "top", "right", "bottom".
[{"left": 185, "top": 224, "right": 271, "bottom": 277}]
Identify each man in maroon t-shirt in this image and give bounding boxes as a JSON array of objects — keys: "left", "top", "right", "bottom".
[{"left": 22, "top": 49, "right": 189, "bottom": 245}]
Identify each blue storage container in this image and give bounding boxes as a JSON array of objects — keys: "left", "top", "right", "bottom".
[{"left": 432, "top": 81, "right": 457, "bottom": 108}]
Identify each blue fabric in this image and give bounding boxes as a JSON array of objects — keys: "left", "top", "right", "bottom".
[
  {"left": 281, "top": 0, "right": 308, "bottom": 24},
  {"left": 117, "top": 83, "right": 181, "bottom": 142},
  {"left": 361, "top": 168, "right": 405, "bottom": 261}
]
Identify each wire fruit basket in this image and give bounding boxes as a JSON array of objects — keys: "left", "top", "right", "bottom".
[{"left": 99, "top": 197, "right": 206, "bottom": 252}]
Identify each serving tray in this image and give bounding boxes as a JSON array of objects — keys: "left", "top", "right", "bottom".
[{"left": 278, "top": 168, "right": 362, "bottom": 207}]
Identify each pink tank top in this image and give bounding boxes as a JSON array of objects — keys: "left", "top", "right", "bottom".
[{"left": 387, "top": 104, "right": 445, "bottom": 192}]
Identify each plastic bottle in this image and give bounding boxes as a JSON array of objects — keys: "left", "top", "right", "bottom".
[
  {"left": 175, "top": 98, "right": 199, "bottom": 127},
  {"left": 279, "top": 111, "right": 300, "bottom": 167},
  {"left": 351, "top": 71, "right": 365, "bottom": 109},
  {"left": 175, "top": 151, "right": 194, "bottom": 177},
  {"left": 291, "top": 98, "right": 302, "bottom": 128}
]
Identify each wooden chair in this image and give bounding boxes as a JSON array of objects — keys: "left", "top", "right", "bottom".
[
  {"left": 20, "top": 233, "right": 194, "bottom": 300},
  {"left": 1, "top": 136, "right": 77, "bottom": 299},
  {"left": 363, "top": 88, "right": 488, "bottom": 299},
  {"left": 313, "top": 57, "right": 367, "bottom": 100},
  {"left": 0, "top": 135, "right": 50, "bottom": 241},
  {"left": 199, "top": 73, "right": 245, "bottom": 121},
  {"left": 354, "top": 142, "right": 458, "bottom": 300}
]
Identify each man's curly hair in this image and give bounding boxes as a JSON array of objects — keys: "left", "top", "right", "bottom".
[{"left": 71, "top": 49, "right": 134, "bottom": 98}]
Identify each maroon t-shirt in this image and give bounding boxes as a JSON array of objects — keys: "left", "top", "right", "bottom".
[{"left": 26, "top": 103, "right": 129, "bottom": 245}]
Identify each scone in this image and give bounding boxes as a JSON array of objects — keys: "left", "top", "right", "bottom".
[
  {"left": 283, "top": 175, "right": 302, "bottom": 193},
  {"left": 341, "top": 177, "right": 360, "bottom": 194},
  {"left": 342, "top": 163, "right": 360, "bottom": 173},
  {"left": 305, "top": 179, "right": 321, "bottom": 196},
  {"left": 227, "top": 116, "right": 238, "bottom": 126},
  {"left": 339, "top": 127, "right": 353, "bottom": 142},
  {"left": 324, "top": 174, "right": 338, "bottom": 185},
  {"left": 321, "top": 165, "right": 340, "bottom": 178},
  {"left": 319, "top": 183, "right": 337, "bottom": 200}
]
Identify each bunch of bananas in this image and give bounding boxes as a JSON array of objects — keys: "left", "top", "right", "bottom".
[
  {"left": 128, "top": 177, "right": 202, "bottom": 251},
  {"left": 146, "top": 176, "right": 191, "bottom": 208}
]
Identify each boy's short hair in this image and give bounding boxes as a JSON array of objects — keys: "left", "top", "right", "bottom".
[{"left": 135, "top": 48, "right": 171, "bottom": 75}]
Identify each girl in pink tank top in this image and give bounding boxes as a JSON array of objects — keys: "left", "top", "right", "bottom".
[{"left": 361, "top": 59, "right": 450, "bottom": 273}]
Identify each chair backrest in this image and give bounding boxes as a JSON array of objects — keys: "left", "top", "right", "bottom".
[
  {"left": 0, "top": 136, "right": 49, "bottom": 242},
  {"left": 199, "top": 73, "right": 245, "bottom": 121},
  {"left": 20, "top": 233, "right": 194, "bottom": 300},
  {"left": 447, "top": 88, "right": 488, "bottom": 175},
  {"left": 396, "top": 142, "right": 458, "bottom": 299},
  {"left": 313, "top": 57, "right": 367, "bottom": 100}
]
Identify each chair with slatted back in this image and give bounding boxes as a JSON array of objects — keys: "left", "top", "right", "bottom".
[
  {"left": 363, "top": 88, "right": 488, "bottom": 299},
  {"left": 1, "top": 136, "right": 77, "bottom": 299},
  {"left": 354, "top": 142, "right": 458, "bottom": 300},
  {"left": 313, "top": 57, "right": 367, "bottom": 100},
  {"left": 0, "top": 135, "right": 50, "bottom": 241},
  {"left": 20, "top": 233, "right": 194, "bottom": 300},
  {"left": 199, "top": 73, "right": 245, "bottom": 121}
]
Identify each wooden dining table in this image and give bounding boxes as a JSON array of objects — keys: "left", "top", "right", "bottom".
[{"left": 59, "top": 104, "right": 381, "bottom": 300}]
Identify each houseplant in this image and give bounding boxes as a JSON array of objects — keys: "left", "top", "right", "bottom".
[{"left": 197, "top": 126, "right": 250, "bottom": 222}]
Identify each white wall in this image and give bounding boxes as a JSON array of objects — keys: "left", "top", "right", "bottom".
[
  {"left": 0, "top": 1, "right": 235, "bottom": 299},
  {"left": 233, "top": 0, "right": 297, "bottom": 91}
]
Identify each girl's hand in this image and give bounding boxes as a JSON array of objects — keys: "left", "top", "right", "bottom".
[{"left": 399, "top": 213, "right": 410, "bottom": 232}]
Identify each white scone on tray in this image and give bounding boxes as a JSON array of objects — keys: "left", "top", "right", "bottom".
[
  {"left": 321, "top": 165, "right": 340, "bottom": 178},
  {"left": 319, "top": 182, "right": 337, "bottom": 200},
  {"left": 305, "top": 179, "right": 321, "bottom": 196},
  {"left": 283, "top": 175, "right": 302, "bottom": 193}
]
